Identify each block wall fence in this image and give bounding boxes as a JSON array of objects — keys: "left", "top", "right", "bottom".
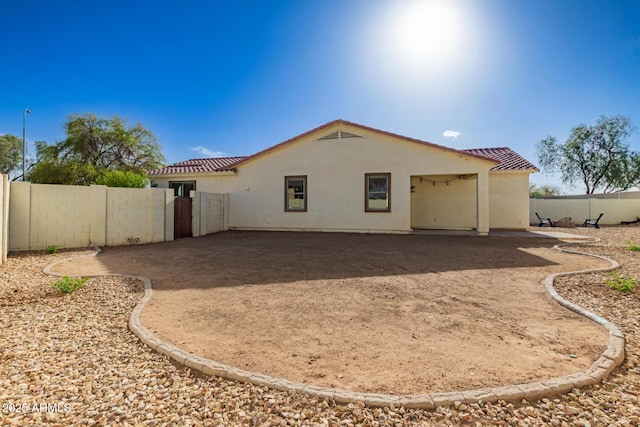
[
  {"left": 1, "top": 175, "right": 9, "bottom": 264},
  {"left": 530, "top": 198, "right": 640, "bottom": 226},
  {"left": 4, "top": 182, "right": 229, "bottom": 253},
  {"left": 191, "top": 191, "right": 229, "bottom": 237},
  {"left": 8, "top": 182, "right": 176, "bottom": 251}
]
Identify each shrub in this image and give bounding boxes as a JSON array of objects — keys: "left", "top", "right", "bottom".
[
  {"left": 46, "top": 245, "right": 61, "bottom": 254},
  {"left": 95, "top": 170, "right": 149, "bottom": 188},
  {"left": 607, "top": 272, "right": 636, "bottom": 293},
  {"left": 627, "top": 243, "right": 640, "bottom": 252},
  {"left": 51, "top": 276, "right": 88, "bottom": 293}
]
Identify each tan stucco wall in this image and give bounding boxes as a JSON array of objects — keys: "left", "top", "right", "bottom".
[
  {"left": 154, "top": 124, "right": 495, "bottom": 233},
  {"left": 489, "top": 172, "right": 531, "bottom": 230},
  {"left": 8, "top": 183, "right": 174, "bottom": 251},
  {"left": 152, "top": 174, "right": 237, "bottom": 194},
  {"left": 231, "top": 126, "right": 495, "bottom": 233},
  {"left": 410, "top": 175, "right": 477, "bottom": 229}
]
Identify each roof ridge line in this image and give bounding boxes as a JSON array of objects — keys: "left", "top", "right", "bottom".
[{"left": 215, "top": 119, "right": 499, "bottom": 171}]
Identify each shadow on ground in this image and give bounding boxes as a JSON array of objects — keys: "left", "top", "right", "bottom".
[{"left": 57, "top": 231, "right": 567, "bottom": 289}]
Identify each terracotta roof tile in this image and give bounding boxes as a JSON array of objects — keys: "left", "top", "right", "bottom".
[
  {"left": 149, "top": 125, "right": 538, "bottom": 176},
  {"left": 462, "top": 147, "right": 539, "bottom": 172},
  {"left": 148, "top": 157, "right": 246, "bottom": 175}
]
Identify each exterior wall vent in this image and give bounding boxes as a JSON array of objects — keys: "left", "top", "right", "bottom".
[
  {"left": 318, "top": 130, "right": 363, "bottom": 140},
  {"left": 340, "top": 131, "right": 362, "bottom": 139},
  {"left": 318, "top": 131, "right": 340, "bottom": 140}
]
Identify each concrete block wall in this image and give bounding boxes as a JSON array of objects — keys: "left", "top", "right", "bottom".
[
  {"left": 591, "top": 199, "right": 640, "bottom": 224},
  {"left": 0, "top": 174, "right": 8, "bottom": 264},
  {"left": 30, "top": 184, "right": 92, "bottom": 249},
  {"left": 164, "top": 189, "right": 175, "bottom": 242},
  {"left": 192, "top": 191, "right": 228, "bottom": 237},
  {"left": 90, "top": 185, "right": 107, "bottom": 246},
  {"left": 107, "top": 188, "right": 154, "bottom": 246},
  {"left": 530, "top": 198, "right": 640, "bottom": 225},
  {"left": 8, "top": 182, "right": 32, "bottom": 251},
  {"left": 8, "top": 183, "right": 175, "bottom": 251},
  {"left": 115, "top": 187, "right": 173, "bottom": 244}
]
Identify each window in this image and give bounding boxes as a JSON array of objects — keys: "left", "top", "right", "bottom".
[
  {"left": 285, "top": 176, "right": 307, "bottom": 212},
  {"left": 169, "top": 181, "right": 196, "bottom": 198},
  {"left": 365, "top": 173, "right": 391, "bottom": 212}
]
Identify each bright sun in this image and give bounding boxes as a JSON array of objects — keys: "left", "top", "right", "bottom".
[
  {"left": 359, "top": 0, "right": 488, "bottom": 94},
  {"left": 382, "top": 0, "right": 464, "bottom": 72}
]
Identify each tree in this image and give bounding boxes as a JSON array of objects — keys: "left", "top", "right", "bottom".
[
  {"left": 537, "top": 115, "right": 640, "bottom": 194},
  {"left": 95, "top": 170, "right": 149, "bottom": 188},
  {"left": 0, "top": 134, "right": 22, "bottom": 179},
  {"left": 29, "top": 114, "right": 165, "bottom": 186},
  {"left": 529, "top": 183, "right": 561, "bottom": 198}
]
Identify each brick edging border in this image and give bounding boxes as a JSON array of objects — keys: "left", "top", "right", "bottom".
[{"left": 43, "top": 242, "right": 625, "bottom": 409}]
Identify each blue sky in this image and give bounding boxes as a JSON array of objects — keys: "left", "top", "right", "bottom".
[{"left": 1, "top": 0, "right": 639, "bottom": 194}]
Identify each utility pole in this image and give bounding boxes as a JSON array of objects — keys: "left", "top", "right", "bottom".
[{"left": 23, "top": 108, "right": 31, "bottom": 181}]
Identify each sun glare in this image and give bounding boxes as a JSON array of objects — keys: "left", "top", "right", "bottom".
[
  {"left": 357, "top": 0, "right": 491, "bottom": 97},
  {"left": 388, "top": 0, "right": 463, "bottom": 70},
  {"left": 359, "top": 0, "right": 477, "bottom": 85},
  {"left": 390, "top": 0, "right": 461, "bottom": 66}
]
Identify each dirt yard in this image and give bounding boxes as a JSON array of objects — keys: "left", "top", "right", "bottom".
[{"left": 52, "top": 231, "right": 611, "bottom": 394}]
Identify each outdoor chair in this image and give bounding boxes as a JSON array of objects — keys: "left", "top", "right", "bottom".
[
  {"left": 621, "top": 216, "right": 640, "bottom": 225},
  {"left": 583, "top": 213, "right": 604, "bottom": 229},
  {"left": 535, "top": 213, "right": 553, "bottom": 227}
]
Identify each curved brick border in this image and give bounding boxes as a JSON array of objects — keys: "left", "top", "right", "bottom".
[{"left": 43, "top": 241, "right": 625, "bottom": 409}]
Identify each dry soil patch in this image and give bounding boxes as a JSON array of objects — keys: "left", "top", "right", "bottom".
[{"left": 52, "top": 231, "right": 610, "bottom": 394}]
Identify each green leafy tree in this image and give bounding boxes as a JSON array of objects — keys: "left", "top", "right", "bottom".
[
  {"left": 537, "top": 115, "right": 640, "bottom": 194},
  {"left": 95, "top": 170, "right": 149, "bottom": 188},
  {"left": 529, "top": 183, "right": 561, "bottom": 198},
  {"left": 29, "top": 114, "right": 165, "bottom": 186},
  {"left": 0, "top": 133, "right": 22, "bottom": 179}
]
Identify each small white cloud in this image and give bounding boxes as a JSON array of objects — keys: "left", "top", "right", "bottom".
[
  {"left": 191, "top": 146, "right": 227, "bottom": 158},
  {"left": 443, "top": 130, "right": 461, "bottom": 139}
]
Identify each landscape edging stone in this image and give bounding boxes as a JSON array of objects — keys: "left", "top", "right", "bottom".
[{"left": 42, "top": 239, "right": 626, "bottom": 409}]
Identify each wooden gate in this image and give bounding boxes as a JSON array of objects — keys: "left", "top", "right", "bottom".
[{"left": 174, "top": 197, "right": 192, "bottom": 239}]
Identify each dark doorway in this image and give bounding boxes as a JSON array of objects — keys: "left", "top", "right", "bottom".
[{"left": 174, "top": 197, "right": 192, "bottom": 238}]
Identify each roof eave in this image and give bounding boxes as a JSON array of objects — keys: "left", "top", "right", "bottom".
[
  {"left": 214, "top": 120, "right": 343, "bottom": 170},
  {"left": 149, "top": 170, "right": 237, "bottom": 178},
  {"left": 339, "top": 120, "right": 500, "bottom": 165},
  {"left": 490, "top": 168, "right": 540, "bottom": 173}
]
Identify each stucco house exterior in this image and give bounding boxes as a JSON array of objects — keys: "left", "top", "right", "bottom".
[{"left": 150, "top": 120, "right": 538, "bottom": 235}]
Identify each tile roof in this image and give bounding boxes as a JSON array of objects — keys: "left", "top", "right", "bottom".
[
  {"left": 462, "top": 147, "right": 539, "bottom": 172},
  {"left": 149, "top": 125, "right": 538, "bottom": 176},
  {"left": 148, "top": 157, "right": 246, "bottom": 175}
]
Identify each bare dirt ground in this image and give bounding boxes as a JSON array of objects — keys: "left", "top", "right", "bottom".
[{"left": 51, "top": 231, "right": 613, "bottom": 395}]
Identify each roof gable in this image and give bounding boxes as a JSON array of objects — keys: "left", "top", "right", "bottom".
[
  {"left": 220, "top": 119, "right": 499, "bottom": 170},
  {"left": 149, "top": 121, "right": 538, "bottom": 176}
]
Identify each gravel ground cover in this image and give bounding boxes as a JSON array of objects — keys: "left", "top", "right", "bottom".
[{"left": 0, "top": 228, "right": 639, "bottom": 426}]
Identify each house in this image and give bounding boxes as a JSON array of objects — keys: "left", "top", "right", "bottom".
[{"left": 150, "top": 120, "right": 538, "bottom": 234}]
